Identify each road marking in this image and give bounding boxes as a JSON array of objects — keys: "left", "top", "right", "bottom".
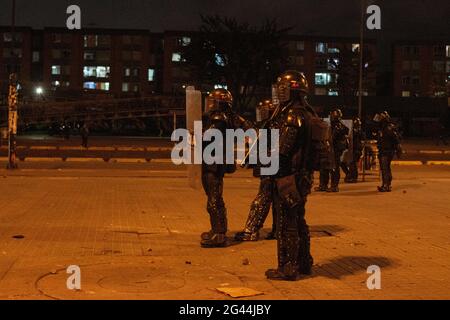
[
  {"left": 58, "top": 146, "right": 84, "bottom": 151},
  {"left": 30, "top": 146, "right": 58, "bottom": 150},
  {"left": 116, "top": 147, "right": 146, "bottom": 152},
  {"left": 110, "top": 158, "right": 148, "bottom": 163},
  {"left": 392, "top": 161, "right": 423, "bottom": 166},
  {"left": 427, "top": 161, "right": 450, "bottom": 166},
  {"left": 23, "top": 157, "right": 64, "bottom": 162},
  {"left": 419, "top": 150, "right": 444, "bottom": 154},
  {"left": 87, "top": 147, "right": 116, "bottom": 151},
  {"left": 147, "top": 147, "right": 172, "bottom": 152},
  {"left": 65, "top": 157, "right": 105, "bottom": 162}
]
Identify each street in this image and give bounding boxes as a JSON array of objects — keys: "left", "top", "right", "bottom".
[{"left": 0, "top": 162, "right": 449, "bottom": 300}]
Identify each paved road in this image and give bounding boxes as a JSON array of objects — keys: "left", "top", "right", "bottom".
[
  {"left": 0, "top": 163, "right": 449, "bottom": 300},
  {"left": 1, "top": 135, "right": 450, "bottom": 162}
]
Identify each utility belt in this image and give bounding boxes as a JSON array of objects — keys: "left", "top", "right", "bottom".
[{"left": 275, "top": 170, "right": 313, "bottom": 209}]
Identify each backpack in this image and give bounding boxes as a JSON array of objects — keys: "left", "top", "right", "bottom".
[{"left": 303, "top": 110, "right": 333, "bottom": 172}]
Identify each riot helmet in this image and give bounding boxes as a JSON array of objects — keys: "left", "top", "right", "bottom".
[
  {"left": 276, "top": 70, "right": 309, "bottom": 103},
  {"left": 207, "top": 88, "right": 233, "bottom": 110}
]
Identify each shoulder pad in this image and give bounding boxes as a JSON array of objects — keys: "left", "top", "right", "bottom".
[
  {"left": 210, "top": 111, "right": 227, "bottom": 122},
  {"left": 285, "top": 108, "right": 303, "bottom": 127}
]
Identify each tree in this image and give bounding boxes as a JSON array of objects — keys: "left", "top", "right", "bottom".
[{"left": 182, "top": 15, "right": 290, "bottom": 112}]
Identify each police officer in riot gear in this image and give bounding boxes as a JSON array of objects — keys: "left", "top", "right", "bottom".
[
  {"left": 344, "top": 117, "right": 364, "bottom": 183},
  {"left": 265, "top": 70, "right": 319, "bottom": 281},
  {"left": 373, "top": 111, "right": 402, "bottom": 192},
  {"left": 201, "top": 88, "right": 253, "bottom": 248},
  {"left": 235, "top": 100, "right": 278, "bottom": 242},
  {"left": 316, "top": 109, "right": 349, "bottom": 192}
]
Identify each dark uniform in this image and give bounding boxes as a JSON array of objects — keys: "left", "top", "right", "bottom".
[
  {"left": 316, "top": 109, "right": 349, "bottom": 192},
  {"left": 344, "top": 117, "right": 364, "bottom": 183},
  {"left": 265, "top": 70, "right": 317, "bottom": 281},
  {"left": 374, "top": 111, "right": 402, "bottom": 192},
  {"left": 235, "top": 100, "right": 278, "bottom": 242},
  {"left": 201, "top": 89, "right": 252, "bottom": 248}
]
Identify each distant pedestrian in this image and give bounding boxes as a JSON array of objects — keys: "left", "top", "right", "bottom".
[
  {"left": 63, "top": 123, "right": 71, "bottom": 140},
  {"left": 81, "top": 123, "right": 90, "bottom": 148}
]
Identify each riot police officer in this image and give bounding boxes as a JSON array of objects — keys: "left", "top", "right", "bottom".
[
  {"left": 344, "top": 117, "right": 364, "bottom": 183},
  {"left": 201, "top": 88, "right": 252, "bottom": 248},
  {"left": 265, "top": 70, "right": 320, "bottom": 281},
  {"left": 235, "top": 100, "right": 278, "bottom": 242},
  {"left": 373, "top": 111, "right": 402, "bottom": 192},
  {"left": 316, "top": 109, "right": 349, "bottom": 192}
]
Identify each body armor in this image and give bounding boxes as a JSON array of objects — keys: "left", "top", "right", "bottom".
[
  {"left": 374, "top": 112, "right": 402, "bottom": 192},
  {"left": 265, "top": 71, "right": 315, "bottom": 281},
  {"left": 345, "top": 117, "right": 364, "bottom": 183},
  {"left": 201, "top": 89, "right": 252, "bottom": 247},
  {"left": 236, "top": 100, "right": 279, "bottom": 242},
  {"left": 317, "top": 109, "right": 349, "bottom": 192}
]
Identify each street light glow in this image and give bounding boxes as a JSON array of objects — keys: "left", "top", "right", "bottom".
[{"left": 36, "top": 87, "right": 43, "bottom": 95}]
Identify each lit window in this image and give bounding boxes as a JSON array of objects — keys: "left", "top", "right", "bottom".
[
  {"left": 122, "top": 83, "right": 129, "bottom": 92},
  {"left": 51, "top": 65, "right": 61, "bottom": 75},
  {"left": 83, "top": 82, "right": 110, "bottom": 91},
  {"left": 215, "top": 54, "right": 226, "bottom": 67},
  {"left": 316, "top": 43, "right": 327, "bottom": 54},
  {"left": 446, "top": 61, "right": 450, "bottom": 73},
  {"left": 352, "top": 44, "right": 360, "bottom": 53},
  {"left": 402, "top": 91, "right": 410, "bottom": 97},
  {"left": 148, "top": 69, "right": 155, "bottom": 81},
  {"left": 181, "top": 37, "right": 191, "bottom": 46},
  {"left": 172, "top": 53, "right": 182, "bottom": 62},
  {"left": 83, "top": 66, "right": 110, "bottom": 78},
  {"left": 214, "top": 84, "right": 228, "bottom": 90},
  {"left": 52, "top": 81, "right": 60, "bottom": 87},
  {"left": 315, "top": 73, "right": 337, "bottom": 86},
  {"left": 446, "top": 45, "right": 450, "bottom": 58},
  {"left": 328, "top": 90, "right": 339, "bottom": 96},
  {"left": 328, "top": 47, "right": 340, "bottom": 54},
  {"left": 83, "top": 82, "right": 96, "bottom": 90}
]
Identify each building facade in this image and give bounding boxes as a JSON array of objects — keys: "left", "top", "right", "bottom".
[
  {"left": 393, "top": 42, "right": 450, "bottom": 97},
  {"left": 1, "top": 26, "right": 449, "bottom": 102},
  {"left": 1, "top": 27, "right": 163, "bottom": 100}
]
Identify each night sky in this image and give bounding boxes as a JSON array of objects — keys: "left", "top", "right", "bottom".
[
  {"left": 0, "top": 0, "right": 449, "bottom": 71},
  {"left": 0, "top": 0, "right": 448, "bottom": 39}
]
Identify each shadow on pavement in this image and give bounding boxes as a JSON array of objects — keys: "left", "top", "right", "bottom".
[{"left": 314, "top": 256, "right": 392, "bottom": 280}]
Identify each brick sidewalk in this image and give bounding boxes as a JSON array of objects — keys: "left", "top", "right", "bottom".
[{"left": 0, "top": 166, "right": 449, "bottom": 300}]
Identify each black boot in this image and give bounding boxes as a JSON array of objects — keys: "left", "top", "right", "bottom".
[
  {"left": 201, "top": 233, "right": 228, "bottom": 248},
  {"left": 327, "top": 186, "right": 339, "bottom": 193},
  {"left": 265, "top": 263, "right": 301, "bottom": 281},
  {"left": 235, "top": 231, "right": 259, "bottom": 242},
  {"left": 315, "top": 185, "right": 328, "bottom": 192}
]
